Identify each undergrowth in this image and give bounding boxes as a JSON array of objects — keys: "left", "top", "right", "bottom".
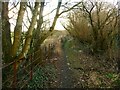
[
  {"left": 62, "top": 36, "right": 120, "bottom": 88},
  {"left": 27, "top": 64, "right": 57, "bottom": 88}
]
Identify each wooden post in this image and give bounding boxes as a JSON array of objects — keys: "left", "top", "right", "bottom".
[
  {"left": 30, "top": 55, "right": 33, "bottom": 80},
  {"left": 13, "top": 60, "right": 17, "bottom": 88}
]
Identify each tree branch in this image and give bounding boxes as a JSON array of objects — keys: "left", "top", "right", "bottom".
[
  {"left": 58, "top": 2, "right": 82, "bottom": 16},
  {"left": 9, "top": 2, "right": 19, "bottom": 11}
]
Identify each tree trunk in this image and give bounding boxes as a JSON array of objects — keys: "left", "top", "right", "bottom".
[
  {"left": 32, "top": 1, "right": 45, "bottom": 64},
  {"left": 39, "top": 0, "right": 62, "bottom": 45},
  {"left": 10, "top": 2, "right": 27, "bottom": 60},
  {"left": 50, "top": 0, "right": 62, "bottom": 31},
  {"left": 2, "top": 2, "right": 12, "bottom": 63},
  {"left": 18, "top": 2, "right": 40, "bottom": 59},
  {"left": 34, "top": 1, "right": 45, "bottom": 50}
]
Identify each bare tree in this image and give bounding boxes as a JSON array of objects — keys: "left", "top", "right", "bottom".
[
  {"left": 2, "top": 2, "right": 12, "bottom": 63},
  {"left": 18, "top": 2, "right": 40, "bottom": 60},
  {"left": 64, "top": 0, "right": 117, "bottom": 54},
  {"left": 10, "top": 2, "right": 27, "bottom": 60},
  {"left": 81, "top": 0, "right": 117, "bottom": 53},
  {"left": 2, "top": 0, "right": 83, "bottom": 65},
  {"left": 38, "top": 0, "right": 82, "bottom": 45}
]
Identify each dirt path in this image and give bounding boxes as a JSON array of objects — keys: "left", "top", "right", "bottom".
[
  {"left": 54, "top": 40, "right": 74, "bottom": 88},
  {"left": 48, "top": 37, "right": 119, "bottom": 88}
]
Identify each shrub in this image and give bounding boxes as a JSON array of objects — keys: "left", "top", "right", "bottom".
[
  {"left": 28, "top": 64, "right": 57, "bottom": 88},
  {"left": 64, "top": 1, "right": 118, "bottom": 55}
]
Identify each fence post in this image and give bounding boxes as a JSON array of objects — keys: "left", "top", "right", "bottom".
[
  {"left": 48, "top": 44, "right": 50, "bottom": 62},
  {"left": 13, "top": 60, "right": 17, "bottom": 88},
  {"left": 30, "top": 55, "right": 33, "bottom": 80}
]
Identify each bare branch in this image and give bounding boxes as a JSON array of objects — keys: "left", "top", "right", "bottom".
[
  {"left": 82, "top": 1, "right": 95, "bottom": 30},
  {"left": 23, "top": 21, "right": 29, "bottom": 29},
  {"left": 26, "top": 8, "right": 31, "bottom": 23},
  {"left": 9, "top": 11, "right": 18, "bottom": 19},
  {"left": 27, "top": 1, "right": 34, "bottom": 12},
  {"left": 44, "top": 8, "right": 57, "bottom": 17},
  {"left": 58, "top": 2, "right": 82, "bottom": 16},
  {"left": 100, "top": 8, "right": 116, "bottom": 29},
  {"left": 9, "top": 2, "right": 19, "bottom": 11}
]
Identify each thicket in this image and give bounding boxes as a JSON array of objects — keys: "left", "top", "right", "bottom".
[{"left": 64, "top": 1, "right": 118, "bottom": 59}]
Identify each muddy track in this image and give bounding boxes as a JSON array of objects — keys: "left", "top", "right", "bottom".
[{"left": 55, "top": 40, "right": 74, "bottom": 88}]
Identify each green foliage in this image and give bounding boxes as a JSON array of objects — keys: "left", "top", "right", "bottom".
[
  {"left": 106, "top": 73, "right": 118, "bottom": 80},
  {"left": 27, "top": 64, "right": 57, "bottom": 88},
  {"left": 114, "top": 79, "right": 120, "bottom": 87},
  {"left": 105, "top": 73, "right": 120, "bottom": 87}
]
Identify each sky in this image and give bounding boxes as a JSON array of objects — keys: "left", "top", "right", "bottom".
[{"left": 8, "top": 0, "right": 117, "bottom": 31}]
